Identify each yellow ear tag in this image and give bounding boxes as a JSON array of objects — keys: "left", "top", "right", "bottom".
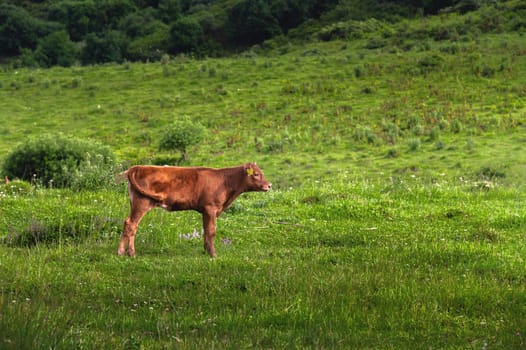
[{"left": 247, "top": 168, "right": 254, "bottom": 176}]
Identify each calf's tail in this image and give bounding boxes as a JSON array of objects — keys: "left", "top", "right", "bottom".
[
  {"left": 124, "top": 167, "right": 166, "bottom": 202},
  {"left": 115, "top": 170, "right": 129, "bottom": 184}
]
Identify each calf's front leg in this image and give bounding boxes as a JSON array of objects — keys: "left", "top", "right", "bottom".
[{"left": 202, "top": 209, "right": 218, "bottom": 258}]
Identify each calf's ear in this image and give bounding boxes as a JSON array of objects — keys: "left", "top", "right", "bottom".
[{"left": 244, "top": 162, "right": 259, "bottom": 176}]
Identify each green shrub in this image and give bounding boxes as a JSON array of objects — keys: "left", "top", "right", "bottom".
[
  {"left": 353, "top": 126, "right": 378, "bottom": 145},
  {"left": 2, "top": 133, "right": 116, "bottom": 188},
  {"left": 439, "top": 43, "right": 460, "bottom": 54},
  {"left": 361, "top": 85, "right": 375, "bottom": 94},
  {"left": 386, "top": 148, "right": 400, "bottom": 158},
  {"left": 478, "top": 166, "right": 506, "bottom": 180},
  {"left": 428, "top": 126, "right": 441, "bottom": 141},
  {"left": 255, "top": 129, "right": 295, "bottom": 154},
  {"left": 10, "top": 81, "right": 21, "bottom": 90},
  {"left": 354, "top": 65, "right": 365, "bottom": 78},
  {"left": 407, "top": 138, "right": 421, "bottom": 152},
  {"left": 365, "top": 36, "right": 387, "bottom": 50},
  {"left": 158, "top": 116, "right": 207, "bottom": 162},
  {"left": 450, "top": 119, "right": 464, "bottom": 133},
  {"left": 480, "top": 65, "right": 496, "bottom": 77},
  {"left": 381, "top": 120, "right": 402, "bottom": 144},
  {"left": 417, "top": 53, "right": 445, "bottom": 74},
  {"left": 263, "top": 138, "right": 285, "bottom": 153}
]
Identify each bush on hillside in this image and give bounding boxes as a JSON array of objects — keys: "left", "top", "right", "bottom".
[
  {"left": 158, "top": 117, "right": 207, "bottom": 162},
  {"left": 417, "top": 53, "right": 445, "bottom": 74},
  {"left": 2, "top": 133, "right": 117, "bottom": 189},
  {"left": 319, "top": 19, "right": 389, "bottom": 41}
]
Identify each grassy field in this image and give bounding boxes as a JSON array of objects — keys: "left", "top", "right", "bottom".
[
  {"left": 1, "top": 177, "right": 525, "bottom": 349},
  {"left": 1, "top": 7, "right": 526, "bottom": 349}
]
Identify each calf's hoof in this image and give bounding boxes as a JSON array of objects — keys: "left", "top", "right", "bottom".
[{"left": 117, "top": 248, "right": 135, "bottom": 257}]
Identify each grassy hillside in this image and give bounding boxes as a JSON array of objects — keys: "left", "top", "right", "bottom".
[
  {"left": 2, "top": 30, "right": 525, "bottom": 186},
  {"left": 1, "top": 6, "right": 526, "bottom": 349}
]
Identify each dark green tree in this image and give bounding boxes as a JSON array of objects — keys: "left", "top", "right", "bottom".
[
  {"left": 34, "top": 30, "right": 77, "bottom": 67},
  {"left": 270, "top": 0, "right": 310, "bottom": 33},
  {"left": 48, "top": 0, "right": 96, "bottom": 41},
  {"left": 118, "top": 9, "right": 158, "bottom": 38},
  {"left": 80, "top": 31, "right": 128, "bottom": 64},
  {"left": 307, "top": 0, "right": 339, "bottom": 18},
  {"left": 95, "top": 0, "right": 137, "bottom": 25},
  {"left": 0, "top": 4, "right": 61, "bottom": 55},
  {"left": 227, "top": 0, "right": 282, "bottom": 47},
  {"left": 132, "top": 0, "right": 159, "bottom": 7},
  {"left": 158, "top": 0, "right": 182, "bottom": 23},
  {"left": 126, "top": 23, "right": 169, "bottom": 61},
  {"left": 169, "top": 17, "right": 203, "bottom": 54}
]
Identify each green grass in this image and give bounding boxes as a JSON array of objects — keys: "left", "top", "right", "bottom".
[
  {"left": 1, "top": 7, "right": 526, "bottom": 349},
  {"left": 1, "top": 177, "right": 525, "bottom": 348}
]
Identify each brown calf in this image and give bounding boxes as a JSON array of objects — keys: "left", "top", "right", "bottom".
[{"left": 118, "top": 163, "right": 271, "bottom": 257}]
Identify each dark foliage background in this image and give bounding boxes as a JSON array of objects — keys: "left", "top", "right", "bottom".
[{"left": 0, "top": 0, "right": 508, "bottom": 66}]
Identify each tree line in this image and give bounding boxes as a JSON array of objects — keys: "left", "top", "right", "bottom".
[{"left": 0, "top": 0, "right": 487, "bottom": 67}]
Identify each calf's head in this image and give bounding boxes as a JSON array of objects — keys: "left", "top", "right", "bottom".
[{"left": 244, "top": 163, "right": 271, "bottom": 192}]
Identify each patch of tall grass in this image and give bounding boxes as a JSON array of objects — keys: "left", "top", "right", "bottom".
[{"left": 0, "top": 296, "right": 74, "bottom": 349}]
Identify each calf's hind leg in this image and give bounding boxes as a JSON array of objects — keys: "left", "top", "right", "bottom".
[{"left": 118, "top": 192, "right": 154, "bottom": 257}]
